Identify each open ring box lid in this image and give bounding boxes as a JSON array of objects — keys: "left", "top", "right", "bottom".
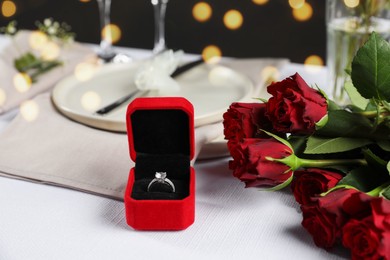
[{"left": 124, "top": 97, "right": 195, "bottom": 230}]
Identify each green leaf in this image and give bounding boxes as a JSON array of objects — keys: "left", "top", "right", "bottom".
[
  {"left": 316, "top": 110, "right": 390, "bottom": 139},
  {"left": 288, "top": 135, "right": 307, "bottom": 156},
  {"left": 362, "top": 148, "right": 387, "bottom": 170},
  {"left": 305, "top": 136, "right": 372, "bottom": 154},
  {"left": 262, "top": 130, "right": 293, "bottom": 150},
  {"left": 387, "top": 161, "right": 390, "bottom": 175},
  {"left": 327, "top": 100, "right": 341, "bottom": 111},
  {"left": 380, "top": 185, "right": 390, "bottom": 199},
  {"left": 338, "top": 167, "right": 387, "bottom": 192},
  {"left": 252, "top": 97, "right": 267, "bottom": 103},
  {"left": 344, "top": 81, "right": 369, "bottom": 110},
  {"left": 14, "top": 52, "right": 39, "bottom": 72},
  {"left": 378, "top": 140, "right": 390, "bottom": 152},
  {"left": 315, "top": 115, "right": 328, "bottom": 129},
  {"left": 351, "top": 32, "right": 390, "bottom": 101}
]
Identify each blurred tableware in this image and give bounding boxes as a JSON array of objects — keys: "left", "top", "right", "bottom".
[
  {"left": 96, "top": 0, "right": 115, "bottom": 61},
  {"left": 51, "top": 62, "right": 254, "bottom": 131},
  {"left": 326, "top": 0, "right": 390, "bottom": 103},
  {"left": 96, "top": 0, "right": 132, "bottom": 63},
  {"left": 151, "top": 0, "right": 169, "bottom": 53},
  {"left": 95, "top": 57, "right": 204, "bottom": 115}
]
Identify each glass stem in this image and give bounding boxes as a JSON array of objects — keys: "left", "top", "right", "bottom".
[
  {"left": 97, "top": 0, "right": 114, "bottom": 59},
  {"left": 152, "top": 0, "right": 168, "bottom": 54}
]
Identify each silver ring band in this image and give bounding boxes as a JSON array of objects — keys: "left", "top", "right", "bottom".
[{"left": 147, "top": 172, "right": 175, "bottom": 193}]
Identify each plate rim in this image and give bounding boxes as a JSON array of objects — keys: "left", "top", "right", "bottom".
[{"left": 51, "top": 62, "right": 255, "bottom": 132}]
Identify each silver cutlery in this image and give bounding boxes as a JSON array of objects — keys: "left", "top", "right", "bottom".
[{"left": 94, "top": 57, "right": 204, "bottom": 115}]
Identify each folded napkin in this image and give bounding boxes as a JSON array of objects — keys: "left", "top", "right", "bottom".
[
  {"left": 0, "top": 30, "right": 94, "bottom": 114},
  {"left": 0, "top": 58, "right": 289, "bottom": 200},
  {"left": 135, "top": 49, "right": 183, "bottom": 92},
  {"left": 0, "top": 93, "right": 221, "bottom": 199}
]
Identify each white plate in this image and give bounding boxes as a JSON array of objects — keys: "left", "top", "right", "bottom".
[{"left": 52, "top": 62, "right": 254, "bottom": 132}]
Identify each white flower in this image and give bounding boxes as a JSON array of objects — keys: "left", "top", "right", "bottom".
[
  {"left": 48, "top": 26, "right": 57, "bottom": 35},
  {"left": 44, "top": 18, "right": 52, "bottom": 27},
  {"left": 7, "top": 26, "right": 16, "bottom": 34}
]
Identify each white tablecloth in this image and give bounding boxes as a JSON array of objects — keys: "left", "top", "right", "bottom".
[{"left": 0, "top": 36, "right": 348, "bottom": 259}]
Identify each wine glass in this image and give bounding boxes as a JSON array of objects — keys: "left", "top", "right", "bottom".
[
  {"left": 96, "top": 0, "right": 115, "bottom": 61},
  {"left": 96, "top": 0, "right": 132, "bottom": 63},
  {"left": 151, "top": 0, "right": 169, "bottom": 54}
]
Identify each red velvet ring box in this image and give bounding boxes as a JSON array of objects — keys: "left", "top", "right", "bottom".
[{"left": 124, "top": 97, "right": 195, "bottom": 230}]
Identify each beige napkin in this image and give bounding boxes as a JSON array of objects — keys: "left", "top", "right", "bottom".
[
  {"left": 0, "top": 93, "right": 221, "bottom": 199},
  {"left": 0, "top": 30, "right": 94, "bottom": 114},
  {"left": 0, "top": 58, "right": 289, "bottom": 200}
]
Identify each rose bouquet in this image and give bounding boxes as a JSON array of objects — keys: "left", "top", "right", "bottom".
[{"left": 223, "top": 32, "right": 390, "bottom": 259}]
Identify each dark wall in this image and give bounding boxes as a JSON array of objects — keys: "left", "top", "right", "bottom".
[{"left": 0, "top": 0, "right": 326, "bottom": 63}]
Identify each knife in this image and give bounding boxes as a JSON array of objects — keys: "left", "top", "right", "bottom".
[{"left": 95, "top": 58, "right": 204, "bottom": 115}]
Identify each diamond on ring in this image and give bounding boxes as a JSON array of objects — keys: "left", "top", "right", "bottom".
[{"left": 147, "top": 172, "right": 175, "bottom": 193}]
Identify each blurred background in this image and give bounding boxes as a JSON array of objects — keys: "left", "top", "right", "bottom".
[{"left": 0, "top": 0, "right": 326, "bottom": 64}]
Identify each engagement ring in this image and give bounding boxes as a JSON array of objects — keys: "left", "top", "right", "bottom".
[{"left": 147, "top": 172, "right": 175, "bottom": 193}]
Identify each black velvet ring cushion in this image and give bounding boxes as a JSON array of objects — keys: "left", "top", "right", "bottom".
[{"left": 130, "top": 109, "right": 191, "bottom": 200}]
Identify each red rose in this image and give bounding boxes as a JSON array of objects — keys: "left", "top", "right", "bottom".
[
  {"left": 301, "top": 189, "right": 362, "bottom": 248},
  {"left": 342, "top": 198, "right": 390, "bottom": 260},
  {"left": 371, "top": 197, "right": 390, "bottom": 231},
  {"left": 341, "top": 190, "right": 372, "bottom": 218},
  {"left": 223, "top": 102, "right": 273, "bottom": 145},
  {"left": 228, "top": 138, "right": 293, "bottom": 188},
  {"left": 371, "top": 199, "right": 390, "bottom": 260},
  {"left": 291, "top": 168, "right": 343, "bottom": 205},
  {"left": 266, "top": 73, "right": 327, "bottom": 135},
  {"left": 342, "top": 217, "right": 382, "bottom": 260}
]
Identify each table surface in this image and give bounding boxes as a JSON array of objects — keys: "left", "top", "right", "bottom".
[{"left": 0, "top": 37, "right": 349, "bottom": 260}]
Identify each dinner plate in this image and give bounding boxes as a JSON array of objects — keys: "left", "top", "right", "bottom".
[{"left": 52, "top": 61, "right": 254, "bottom": 132}]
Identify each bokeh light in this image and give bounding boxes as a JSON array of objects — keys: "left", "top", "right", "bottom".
[
  {"left": 13, "top": 73, "right": 32, "bottom": 93},
  {"left": 0, "top": 88, "right": 6, "bottom": 106},
  {"left": 252, "top": 0, "right": 269, "bottom": 5},
  {"left": 20, "top": 100, "right": 39, "bottom": 122},
  {"left": 292, "top": 2, "right": 313, "bottom": 22},
  {"left": 304, "top": 55, "right": 324, "bottom": 72},
  {"left": 192, "top": 2, "right": 212, "bottom": 22},
  {"left": 101, "top": 24, "right": 121, "bottom": 44},
  {"left": 74, "top": 61, "right": 98, "bottom": 82},
  {"left": 1, "top": 0, "right": 16, "bottom": 18},
  {"left": 81, "top": 91, "right": 101, "bottom": 112},
  {"left": 261, "top": 66, "right": 280, "bottom": 85},
  {"left": 304, "top": 55, "right": 324, "bottom": 66},
  {"left": 79, "top": 0, "right": 91, "bottom": 2},
  {"left": 223, "top": 10, "right": 243, "bottom": 30},
  {"left": 40, "top": 41, "right": 61, "bottom": 61},
  {"left": 29, "top": 31, "right": 49, "bottom": 50},
  {"left": 202, "top": 45, "right": 222, "bottom": 64},
  {"left": 344, "top": 0, "right": 359, "bottom": 8},
  {"left": 289, "top": 0, "right": 305, "bottom": 9}
]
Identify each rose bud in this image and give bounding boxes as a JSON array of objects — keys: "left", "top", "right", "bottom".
[
  {"left": 228, "top": 133, "right": 365, "bottom": 191},
  {"left": 223, "top": 102, "right": 274, "bottom": 145},
  {"left": 228, "top": 137, "right": 294, "bottom": 189},
  {"left": 291, "top": 168, "right": 344, "bottom": 205},
  {"left": 301, "top": 188, "right": 364, "bottom": 249},
  {"left": 266, "top": 73, "right": 328, "bottom": 135}
]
